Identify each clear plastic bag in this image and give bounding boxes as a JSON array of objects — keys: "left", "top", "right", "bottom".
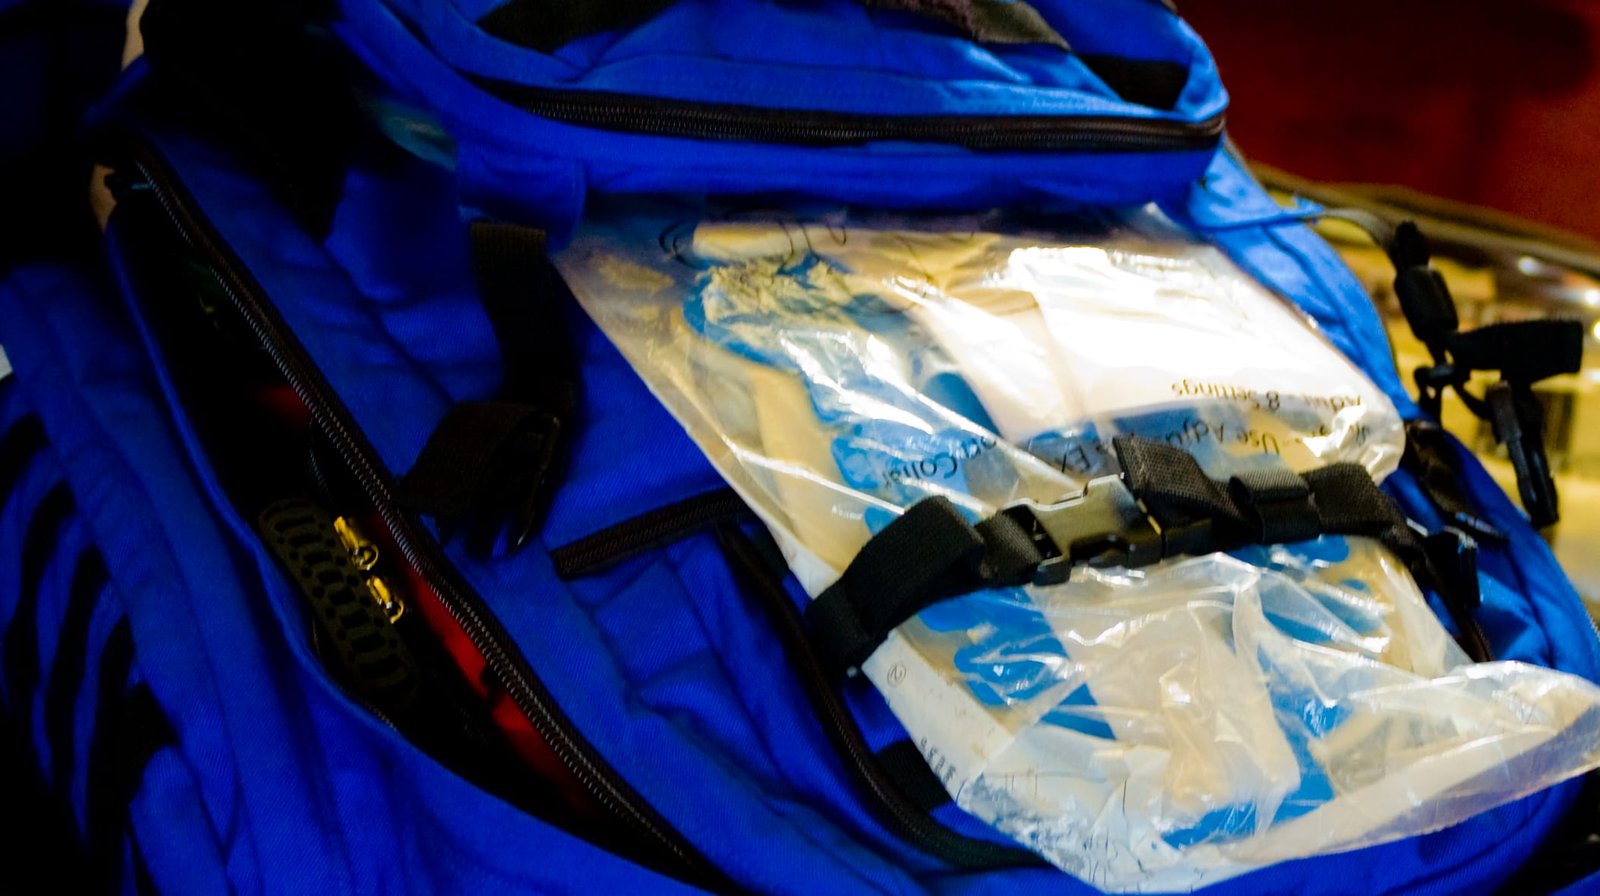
[{"left": 553, "top": 199, "right": 1600, "bottom": 891}]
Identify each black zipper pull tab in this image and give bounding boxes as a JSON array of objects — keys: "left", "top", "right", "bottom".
[
  {"left": 1486, "top": 382, "right": 1562, "bottom": 529},
  {"left": 1420, "top": 526, "right": 1492, "bottom": 663}
]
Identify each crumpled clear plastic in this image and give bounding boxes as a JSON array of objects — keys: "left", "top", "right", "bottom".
[{"left": 553, "top": 199, "right": 1600, "bottom": 892}]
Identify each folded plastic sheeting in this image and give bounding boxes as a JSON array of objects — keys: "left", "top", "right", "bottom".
[{"left": 554, "top": 200, "right": 1600, "bottom": 891}]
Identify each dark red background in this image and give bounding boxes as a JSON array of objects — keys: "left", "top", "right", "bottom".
[{"left": 1182, "top": 1, "right": 1600, "bottom": 241}]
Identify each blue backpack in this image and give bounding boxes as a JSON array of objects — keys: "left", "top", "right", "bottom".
[{"left": 4, "top": 0, "right": 1600, "bottom": 893}]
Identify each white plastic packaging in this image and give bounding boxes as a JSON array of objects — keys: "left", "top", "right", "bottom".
[{"left": 553, "top": 200, "right": 1600, "bottom": 891}]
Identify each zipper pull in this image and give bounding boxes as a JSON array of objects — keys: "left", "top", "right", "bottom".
[
  {"left": 258, "top": 500, "right": 421, "bottom": 709},
  {"left": 335, "top": 515, "right": 405, "bottom": 622},
  {"left": 363, "top": 574, "right": 405, "bottom": 624},
  {"left": 334, "top": 514, "right": 380, "bottom": 569}
]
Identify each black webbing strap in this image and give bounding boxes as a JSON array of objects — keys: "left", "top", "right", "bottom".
[
  {"left": 807, "top": 497, "right": 1040, "bottom": 674},
  {"left": 875, "top": 740, "right": 954, "bottom": 813},
  {"left": 1117, "top": 438, "right": 1421, "bottom": 562},
  {"left": 467, "top": 221, "right": 579, "bottom": 411},
  {"left": 397, "top": 223, "right": 576, "bottom": 551},
  {"left": 397, "top": 401, "right": 563, "bottom": 547},
  {"left": 1325, "top": 213, "right": 1582, "bottom": 528},
  {"left": 1077, "top": 440, "right": 1486, "bottom": 661},
  {"left": 808, "top": 436, "right": 1490, "bottom": 676},
  {"left": 479, "top": 0, "right": 1071, "bottom": 52}
]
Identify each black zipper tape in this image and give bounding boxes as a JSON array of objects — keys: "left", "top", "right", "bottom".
[
  {"left": 123, "top": 140, "right": 723, "bottom": 887},
  {"left": 471, "top": 77, "right": 1225, "bottom": 152},
  {"left": 714, "top": 521, "right": 1044, "bottom": 870},
  {"left": 550, "top": 487, "right": 751, "bottom": 579}
]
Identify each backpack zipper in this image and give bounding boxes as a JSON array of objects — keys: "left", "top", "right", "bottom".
[
  {"left": 551, "top": 497, "right": 1042, "bottom": 867},
  {"left": 714, "top": 522, "right": 1046, "bottom": 870},
  {"left": 472, "top": 78, "right": 1226, "bottom": 152},
  {"left": 125, "top": 141, "right": 720, "bottom": 886},
  {"left": 549, "top": 488, "right": 751, "bottom": 579}
]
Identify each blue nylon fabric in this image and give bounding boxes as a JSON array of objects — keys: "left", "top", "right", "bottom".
[
  {"left": 140, "top": 129, "right": 939, "bottom": 895},
  {"left": 146, "top": 129, "right": 729, "bottom": 547},
  {"left": 0, "top": 414, "right": 72, "bottom": 763},
  {"left": 130, "top": 751, "right": 236, "bottom": 895},
  {"left": 0, "top": 260, "right": 705, "bottom": 895},
  {"left": 2, "top": 263, "right": 316, "bottom": 894},
  {"left": 398, "top": 0, "right": 1220, "bottom": 117},
  {"left": 135, "top": 126, "right": 1082, "bottom": 894},
  {"left": 330, "top": 0, "right": 1224, "bottom": 238},
  {"left": 29, "top": 514, "right": 89, "bottom": 772},
  {"left": 142, "top": 134, "right": 485, "bottom": 480},
  {"left": 0, "top": 0, "right": 1573, "bottom": 887}
]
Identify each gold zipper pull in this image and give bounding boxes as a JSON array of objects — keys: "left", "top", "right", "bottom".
[
  {"left": 364, "top": 576, "right": 405, "bottom": 624},
  {"left": 334, "top": 515, "right": 404, "bottom": 622},
  {"left": 334, "top": 515, "right": 380, "bottom": 570}
]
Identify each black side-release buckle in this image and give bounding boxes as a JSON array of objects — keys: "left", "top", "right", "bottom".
[
  {"left": 1001, "top": 477, "right": 1161, "bottom": 586},
  {"left": 397, "top": 401, "right": 567, "bottom": 553},
  {"left": 807, "top": 436, "right": 1496, "bottom": 678},
  {"left": 1383, "top": 222, "right": 1581, "bottom": 528},
  {"left": 1000, "top": 452, "right": 1329, "bottom": 587}
]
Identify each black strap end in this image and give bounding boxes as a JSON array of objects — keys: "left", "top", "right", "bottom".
[
  {"left": 398, "top": 401, "right": 567, "bottom": 552},
  {"left": 1394, "top": 266, "right": 1458, "bottom": 349}
]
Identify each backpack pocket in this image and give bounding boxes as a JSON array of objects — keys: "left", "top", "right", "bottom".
[
  {"left": 323, "top": 0, "right": 1227, "bottom": 235},
  {"left": 96, "top": 135, "right": 728, "bottom": 884}
]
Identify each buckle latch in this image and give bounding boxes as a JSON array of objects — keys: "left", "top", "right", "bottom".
[
  {"left": 1003, "top": 476, "right": 1161, "bottom": 586},
  {"left": 507, "top": 409, "right": 565, "bottom": 548},
  {"left": 1486, "top": 381, "right": 1561, "bottom": 528}
]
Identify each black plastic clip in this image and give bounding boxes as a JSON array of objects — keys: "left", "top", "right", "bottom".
[
  {"left": 1486, "top": 381, "right": 1561, "bottom": 529},
  {"left": 1393, "top": 262, "right": 1459, "bottom": 355},
  {"left": 1418, "top": 524, "right": 1491, "bottom": 662},
  {"left": 503, "top": 408, "right": 566, "bottom": 549},
  {"left": 397, "top": 401, "right": 567, "bottom": 555},
  {"left": 1382, "top": 221, "right": 1582, "bottom": 529},
  {"left": 1413, "top": 362, "right": 1465, "bottom": 420},
  {"left": 1001, "top": 477, "right": 1162, "bottom": 586}
]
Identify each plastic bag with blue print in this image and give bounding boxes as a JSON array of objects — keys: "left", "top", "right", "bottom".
[{"left": 553, "top": 197, "right": 1600, "bottom": 893}]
